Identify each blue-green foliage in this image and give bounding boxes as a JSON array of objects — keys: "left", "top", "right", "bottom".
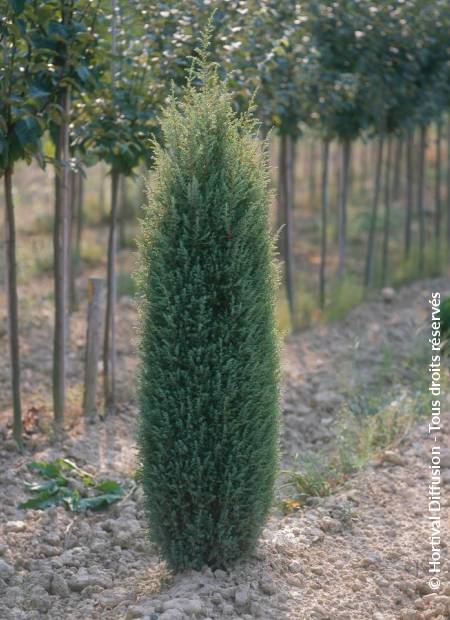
[{"left": 137, "top": 56, "right": 280, "bottom": 571}]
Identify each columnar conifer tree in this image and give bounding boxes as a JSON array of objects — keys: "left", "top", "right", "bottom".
[{"left": 137, "top": 46, "right": 280, "bottom": 571}]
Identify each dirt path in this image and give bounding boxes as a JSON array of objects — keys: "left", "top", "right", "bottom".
[{"left": 0, "top": 277, "right": 449, "bottom": 619}]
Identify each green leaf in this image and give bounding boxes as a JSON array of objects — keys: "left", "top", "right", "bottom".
[
  {"left": 28, "top": 85, "right": 51, "bottom": 99},
  {"left": 13, "top": 117, "right": 41, "bottom": 148},
  {"left": 75, "top": 493, "right": 123, "bottom": 512},
  {"left": 18, "top": 489, "right": 62, "bottom": 510},
  {"left": 10, "top": 0, "right": 25, "bottom": 15},
  {"left": 95, "top": 480, "right": 124, "bottom": 495},
  {"left": 75, "top": 65, "right": 90, "bottom": 83},
  {"left": 28, "top": 460, "right": 63, "bottom": 479},
  {"left": 24, "top": 479, "right": 61, "bottom": 494}
]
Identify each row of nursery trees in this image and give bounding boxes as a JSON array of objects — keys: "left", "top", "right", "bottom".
[{"left": 1, "top": 0, "right": 450, "bottom": 447}]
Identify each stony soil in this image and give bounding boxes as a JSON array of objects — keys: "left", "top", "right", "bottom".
[{"left": 0, "top": 276, "right": 449, "bottom": 619}]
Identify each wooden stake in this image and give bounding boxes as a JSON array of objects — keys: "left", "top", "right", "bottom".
[{"left": 83, "top": 278, "right": 104, "bottom": 421}]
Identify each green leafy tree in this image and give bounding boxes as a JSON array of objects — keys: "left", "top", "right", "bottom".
[
  {"left": 23, "top": 0, "right": 103, "bottom": 424},
  {"left": 1, "top": 0, "right": 49, "bottom": 447},
  {"left": 75, "top": 0, "right": 157, "bottom": 414},
  {"left": 137, "top": 50, "right": 280, "bottom": 571}
]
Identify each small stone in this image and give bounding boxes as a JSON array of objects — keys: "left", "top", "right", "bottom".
[
  {"left": 382, "top": 287, "right": 395, "bottom": 302},
  {"left": 415, "top": 581, "right": 432, "bottom": 595},
  {"left": 211, "top": 592, "right": 223, "bottom": 605},
  {"left": 5, "top": 521, "right": 26, "bottom": 533},
  {"left": 250, "top": 602, "right": 264, "bottom": 618},
  {"left": 40, "top": 543, "right": 60, "bottom": 557},
  {"left": 158, "top": 610, "right": 185, "bottom": 620},
  {"left": 43, "top": 531, "right": 60, "bottom": 547},
  {"left": 383, "top": 450, "right": 406, "bottom": 466},
  {"left": 162, "top": 597, "right": 203, "bottom": 615},
  {"left": 260, "top": 578, "right": 277, "bottom": 595},
  {"left": 29, "top": 585, "right": 51, "bottom": 613},
  {"left": 0, "top": 559, "right": 14, "bottom": 581},
  {"left": 222, "top": 603, "right": 234, "bottom": 616},
  {"left": 311, "top": 604, "right": 327, "bottom": 617},
  {"left": 3, "top": 440, "right": 18, "bottom": 452},
  {"left": 313, "top": 390, "right": 340, "bottom": 410},
  {"left": 69, "top": 571, "right": 112, "bottom": 592},
  {"left": 214, "top": 569, "right": 227, "bottom": 580},
  {"left": 50, "top": 574, "right": 70, "bottom": 597},
  {"left": 319, "top": 516, "right": 341, "bottom": 533},
  {"left": 288, "top": 560, "right": 303, "bottom": 574},
  {"left": 235, "top": 586, "right": 250, "bottom": 607},
  {"left": 400, "top": 611, "right": 419, "bottom": 620},
  {"left": 98, "top": 589, "right": 126, "bottom": 609},
  {"left": 0, "top": 545, "right": 8, "bottom": 556},
  {"left": 422, "top": 593, "right": 437, "bottom": 605},
  {"left": 30, "top": 571, "right": 53, "bottom": 592},
  {"left": 126, "top": 605, "right": 147, "bottom": 620}
]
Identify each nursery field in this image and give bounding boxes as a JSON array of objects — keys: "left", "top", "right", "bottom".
[
  {"left": 2, "top": 1, "right": 450, "bottom": 619},
  {"left": 0, "top": 271, "right": 449, "bottom": 619}
]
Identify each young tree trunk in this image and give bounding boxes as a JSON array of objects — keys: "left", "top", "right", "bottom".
[
  {"left": 319, "top": 139, "right": 330, "bottom": 309},
  {"left": 381, "top": 136, "right": 393, "bottom": 285},
  {"left": 53, "top": 87, "right": 71, "bottom": 425},
  {"left": 404, "top": 130, "right": 414, "bottom": 259},
  {"left": 361, "top": 140, "right": 368, "bottom": 192},
  {"left": 392, "top": 136, "right": 403, "bottom": 201},
  {"left": 308, "top": 140, "right": 316, "bottom": 206},
  {"left": 4, "top": 167, "right": 22, "bottom": 448},
  {"left": 284, "top": 135, "right": 297, "bottom": 329},
  {"left": 337, "top": 139, "right": 351, "bottom": 280},
  {"left": 417, "top": 124, "right": 427, "bottom": 274},
  {"left": 99, "top": 167, "right": 105, "bottom": 213},
  {"left": 119, "top": 174, "right": 127, "bottom": 249},
  {"left": 75, "top": 170, "right": 84, "bottom": 264},
  {"left": 103, "top": 168, "right": 120, "bottom": 414},
  {"left": 364, "top": 135, "right": 384, "bottom": 288},
  {"left": 434, "top": 119, "right": 442, "bottom": 266},
  {"left": 68, "top": 169, "right": 77, "bottom": 312}
]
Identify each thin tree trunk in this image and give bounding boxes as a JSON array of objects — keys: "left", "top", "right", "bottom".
[
  {"left": 319, "top": 139, "right": 330, "bottom": 309},
  {"left": 99, "top": 168, "right": 105, "bottom": 213},
  {"left": 284, "top": 135, "right": 297, "bottom": 328},
  {"left": 308, "top": 140, "right": 316, "bottom": 206},
  {"left": 364, "top": 135, "right": 384, "bottom": 288},
  {"left": 334, "top": 142, "right": 340, "bottom": 241},
  {"left": 4, "top": 167, "right": 22, "bottom": 448},
  {"left": 392, "top": 136, "right": 403, "bottom": 201},
  {"left": 75, "top": 170, "right": 84, "bottom": 262},
  {"left": 119, "top": 174, "right": 127, "bottom": 248},
  {"left": 361, "top": 140, "right": 368, "bottom": 192},
  {"left": 404, "top": 130, "right": 414, "bottom": 259},
  {"left": 337, "top": 139, "right": 351, "bottom": 280},
  {"left": 68, "top": 169, "right": 77, "bottom": 312},
  {"left": 417, "top": 124, "right": 427, "bottom": 274},
  {"left": 103, "top": 168, "right": 120, "bottom": 414},
  {"left": 53, "top": 87, "right": 71, "bottom": 425},
  {"left": 381, "top": 136, "right": 393, "bottom": 285},
  {"left": 434, "top": 119, "right": 442, "bottom": 266}
]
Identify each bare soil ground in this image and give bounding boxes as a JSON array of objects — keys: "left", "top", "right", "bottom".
[{"left": 0, "top": 274, "right": 449, "bottom": 619}]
